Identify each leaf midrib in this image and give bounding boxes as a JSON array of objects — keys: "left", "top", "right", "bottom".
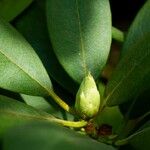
[
  {"left": 106, "top": 51, "right": 150, "bottom": 105},
  {"left": 0, "top": 110, "right": 47, "bottom": 121},
  {"left": 0, "top": 109, "right": 55, "bottom": 122},
  {"left": 75, "top": 0, "right": 87, "bottom": 75},
  {"left": 0, "top": 49, "right": 51, "bottom": 95}
]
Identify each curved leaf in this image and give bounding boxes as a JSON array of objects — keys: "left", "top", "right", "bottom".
[
  {"left": 0, "top": 95, "right": 51, "bottom": 136},
  {"left": 14, "top": 0, "right": 78, "bottom": 94},
  {"left": 0, "top": 18, "right": 52, "bottom": 96},
  {"left": 47, "top": 0, "right": 111, "bottom": 83},
  {"left": 105, "top": 1, "right": 150, "bottom": 106},
  {"left": 0, "top": 0, "right": 33, "bottom": 22},
  {"left": 3, "top": 122, "right": 116, "bottom": 150},
  {"left": 0, "top": 95, "right": 75, "bottom": 137},
  {"left": 121, "top": 0, "right": 150, "bottom": 55}
]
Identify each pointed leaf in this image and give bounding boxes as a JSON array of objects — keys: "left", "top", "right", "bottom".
[
  {"left": 0, "top": 19, "right": 52, "bottom": 96},
  {"left": 0, "top": 0, "right": 33, "bottom": 22},
  {"left": 3, "top": 122, "right": 116, "bottom": 150},
  {"left": 47, "top": 0, "right": 111, "bottom": 83},
  {"left": 105, "top": 1, "right": 150, "bottom": 106}
]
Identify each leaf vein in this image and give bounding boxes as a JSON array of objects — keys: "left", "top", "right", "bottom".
[
  {"left": 0, "top": 49, "right": 50, "bottom": 95},
  {"left": 75, "top": 0, "right": 87, "bottom": 76},
  {"left": 105, "top": 52, "right": 150, "bottom": 105}
]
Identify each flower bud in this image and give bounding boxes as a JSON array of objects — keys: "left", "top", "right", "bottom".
[{"left": 75, "top": 73, "right": 100, "bottom": 119}]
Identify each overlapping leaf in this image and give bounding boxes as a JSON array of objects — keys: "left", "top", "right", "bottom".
[
  {"left": 0, "top": 95, "right": 51, "bottom": 136},
  {"left": 0, "top": 18, "right": 52, "bottom": 96},
  {"left": 3, "top": 122, "right": 116, "bottom": 150},
  {"left": 105, "top": 1, "right": 150, "bottom": 106},
  {"left": 14, "top": 0, "right": 78, "bottom": 94},
  {"left": 21, "top": 94, "right": 73, "bottom": 120},
  {"left": 47, "top": 0, "right": 111, "bottom": 83}
]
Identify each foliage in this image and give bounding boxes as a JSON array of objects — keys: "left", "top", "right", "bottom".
[{"left": 0, "top": 0, "right": 149, "bottom": 150}]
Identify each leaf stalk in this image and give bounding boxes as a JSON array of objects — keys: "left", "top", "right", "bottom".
[{"left": 112, "top": 26, "right": 124, "bottom": 42}]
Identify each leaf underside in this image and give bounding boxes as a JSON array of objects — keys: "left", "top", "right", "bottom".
[{"left": 0, "top": 19, "right": 52, "bottom": 96}]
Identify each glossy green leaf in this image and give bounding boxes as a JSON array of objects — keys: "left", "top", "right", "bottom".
[
  {"left": 3, "top": 122, "right": 116, "bottom": 150},
  {"left": 47, "top": 0, "right": 111, "bottom": 83},
  {"left": 105, "top": 1, "right": 150, "bottom": 106},
  {"left": 0, "top": 95, "right": 51, "bottom": 136},
  {"left": 0, "top": 0, "right": 33, "bottom": 22},
  {"left": 14, "top": 0, "right": 78, "bottom": 94},
  {"left": 0, "top": 18, "right": 52, "bottom": 96}
]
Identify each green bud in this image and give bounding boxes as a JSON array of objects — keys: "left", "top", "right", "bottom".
[{"left": 75, "top": 73, "right": 100, "bottom": 119}]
